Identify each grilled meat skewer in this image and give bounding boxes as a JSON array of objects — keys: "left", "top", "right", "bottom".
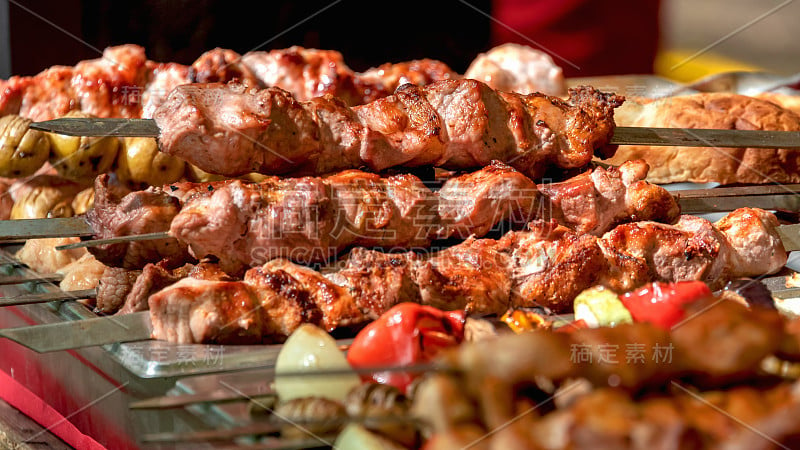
[
  {"left": 153, "top": 81, "right": 621, "bottom": 177},
  {"left": 422, "top": 300, "right": 800, "bottom": 450},
  {"left": 145, "top": 207, "right": 785, "bottom": 344},
  {"left": 85, "top": 160, "right": 677, "bottom": 272}
]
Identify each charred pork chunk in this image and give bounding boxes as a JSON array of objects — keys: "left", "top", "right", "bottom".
[
  {"left": 94, "top": 266, "right": 142, "bottom": 315},
  {"left": 86, "top": 174, "right": 190, "bottom": 269},
  {"left": 114, "top": 260, "right": 225, "bottom": 314},
  {"left": 241, "top": 46, "right": 457, "bottom": 106},
  {"left": 148, "top": 208, "right": 785, "bottom": 344},
  {"left": 154, "top": 81, "right": 622, "bottom": 177},
  {"left": 89, "top": 160, "right": 674, "bottom": 270},
  {"left": 1, "top": 46, "right": 149, "bottom": 120}
]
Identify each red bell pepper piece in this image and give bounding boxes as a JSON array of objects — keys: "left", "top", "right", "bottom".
[
  {"left": 620, "top": 281, "right": 711, "bottom": 330},
  {"left": 346, "top": 303, "right": 465, "bottom": 393}
]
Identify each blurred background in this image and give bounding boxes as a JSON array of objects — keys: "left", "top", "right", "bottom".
[{"left": 0, "top": 0, "right": 798, "bottom": 80}]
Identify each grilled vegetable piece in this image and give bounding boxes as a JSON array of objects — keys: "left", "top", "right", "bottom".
[
  {"left": 620, "top": 281, "right": 712, "bottom": 330},
  {"left": 48, "top": 111, "right": 119, "bottom": 181},
  {"left": 10, "top": 180, "right": 81, "bottom": 219},
  {"left": 274, "top": 324, "right": 360, "bottom": 402},
  {"left": 410, "top": 374, "right": 478, "bottom": 438},
  {"left": 344, "top": 383, "right": 416, "bottom": 447},
  {"left": 274, "top": 396, "right": 347, "bottom": 440},
  {"left": 346, "top": 303, "right": 466, "bottom": 393},
  {"left": 500, "top": 309, "right": 553, "bottom": 333},
  {"left": 71, "top": 186, "right": 95, "bottom": 215},
  {"left": 573, "top": 286, "right": 632, "bottom": 328},
  {"left": 116, "top": 137, "right": 185, "bottom": 189},
  {"left": 185, "top": 163, "right": 226, "bottom": 182},
  {"left": 0, "top": 114, "right": 50, "bottom": 177},
  {"left": 334, "top": 424, "right": 406, "bottom": 450}
]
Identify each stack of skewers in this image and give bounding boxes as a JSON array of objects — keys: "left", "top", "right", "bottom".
[{"left": 2, "top": 43, "right": 800, "bottom": 449}]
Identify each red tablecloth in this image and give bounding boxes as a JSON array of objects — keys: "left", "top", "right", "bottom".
[{"left": 0, "top": 363, "right": 106, "bottom": 449}]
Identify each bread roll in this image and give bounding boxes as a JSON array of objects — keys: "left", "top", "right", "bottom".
[
  {"left": 603, "top": 93, "right": 800, "bottom": 184},
  {"left": 756, "top": 92, "right": 800, "bottom": 116}
]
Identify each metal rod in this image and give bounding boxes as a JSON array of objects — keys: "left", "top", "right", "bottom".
[
  {"left": 0, "top": 289, "right": 97, "bottom": 307},
  {"left": 0, "top": 273, "right": 63, "bottom": 286},
  {"left": 55, "top": 231, "right": 171, "bottom": 251}
]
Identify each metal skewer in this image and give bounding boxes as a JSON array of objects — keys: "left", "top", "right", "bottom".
[
  {"left": 0, "top": 273, "right": 63, "bottom": 286},
  {"left": 14, "top": 184, "right": 795, "bottom": 251},
  {"left": 27, "top": 118, "right": 800, "bottom": 149},
  {"left": 141, "top": 415, "right": 427, "bottom": 443},
  {"left": 0, "top": 289, "right": 96, "bottom": 307},
  {"left": 54, "top": 231, "right": 171, "bottom": 251}
]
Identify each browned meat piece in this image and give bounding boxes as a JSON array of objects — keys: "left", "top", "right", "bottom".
[
  {"left": 326, "top": 170, "right": 436, "bottom": 248},
  {"left": 465, "top": 43, "right": 566, "bottom": 96},
  {"left": 7, "top": 46, "right": 149, "bottom": 121},
  {"left": 115, "top": 261, "right": 195, "bottom": 314},
  {"left": 3, "top": 44, "right": 457, "bottom": 121},
  {"left": 599, "top": 208, "right": 787, "bottom": 291},
  {"left": 717, "top": 400, "right": 800, "bottom": 450},
  {"left": 241, "top": 47, "right": 456, "bottom": 106},
  {"left": 167, "top": 170, "right": 429, "bottom": 271},
  {"left": 502, "top": 221, "right": 612, "bottom": 313},
  {"left": 86, "top": 175, "right": 190, "bottom": 269},
  {"left": 171, "top": 177, "right": 340, "bottom": 271},
  {"left": 148, "top": 253, "right": 397, "bottom": 343},
  {"left": 241, "top": 47, "right": 360, "bottom": 105},
  {"left": 715, "top": 207, "right": 787, "bottom": 276},
  {"left": 447, "top": 299, "right": 782, "bottom": 392},
  {"left": 539, "top": 160, "right": 680, "bottom": 235},
  {"left": 324, "top": 248, "right": 421, "bottom": 319},
  {"left": 416, "top": 237, "right": 512, "bottom": 314},
  {"left": 149, "top": 277, "right": 263, "bottom": 344},
  {"left": 424, "top": 300, "right": 798, "bottom": 448},
  {"left": 523, "top": 383, "right": 800, "bottom": 450},
  {"left": 0, "top": 78, "right": 25, "bottom": 117},
  {"left": 149, "top": 258, "right": 364, "bottom": 344},
  {"left": 247, "top": 259, "right": 365, "bottom": 338},
  {"left": 777, "top": 318, "right": 800, "bottom": 362},
  {"left": 154, "top": 81, "right": 622, "bottom": 177},
  {"left": 141, "top": 48, "right": 260, "bottom": 119},
  {"left": 70, "top": 45, "right": 149, "bottom": 119},
  {"left": 142, "top": 62, "right": 190, "bottom": 119},
  {"left": 95, "top": 266, "right": 142, "bottom": 314},
  {"left": 436, "top": 161, "right": 540, "bottom": 238},
  {"left": 672, "top": 298, "right": 784, "bottom": 386},
  {"left": 189, "top": 48, "right": 260, "bottom": 86},
  {"left": 17, "top": 67, "right": 76, "bottom": 121},
  {"left": 356, "top": 59, "right": 457, "bottom": 103}
]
